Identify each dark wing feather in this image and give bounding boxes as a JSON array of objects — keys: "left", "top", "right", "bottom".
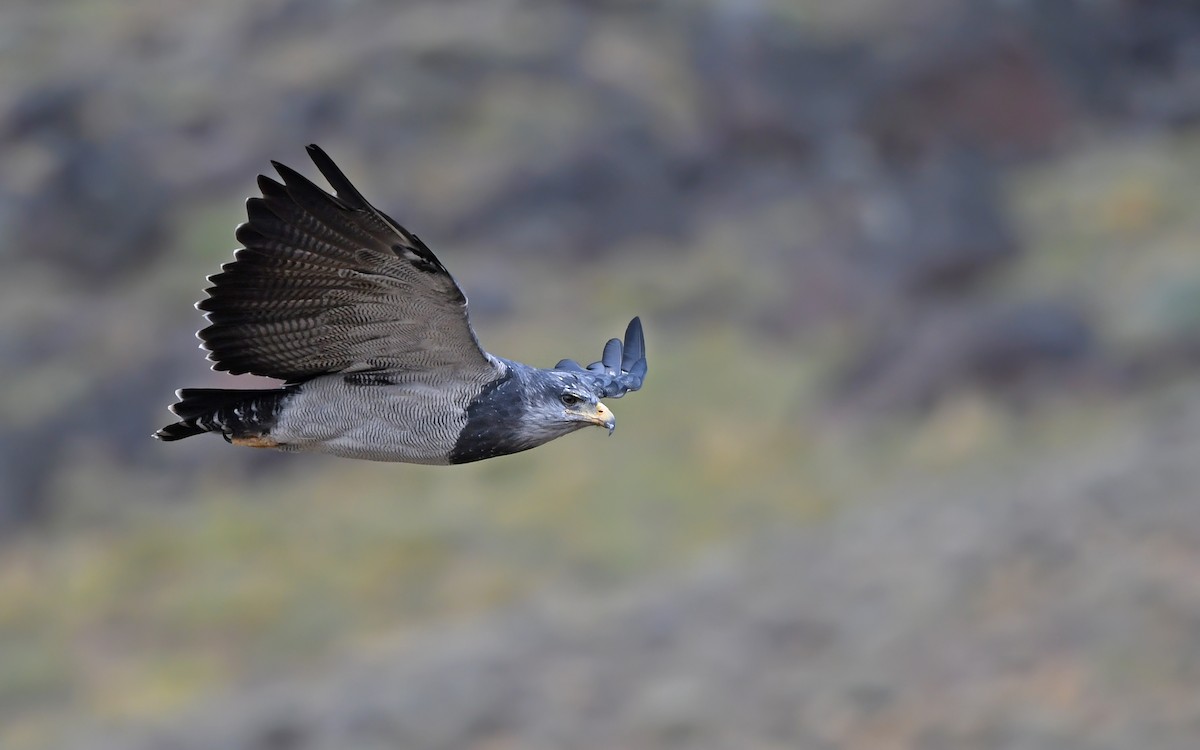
[
  {"left": 197, "top": 145, "right": 496, "bottom": 382},
  {"left": 556, "top": 317, "right": 647, "bottom": 398}
]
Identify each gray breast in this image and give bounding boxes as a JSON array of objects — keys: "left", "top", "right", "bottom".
[{"left": 448, "top": 368, "right": 529, "bottom": 464}]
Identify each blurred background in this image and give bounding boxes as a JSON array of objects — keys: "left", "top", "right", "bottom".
[{"left": 4, "top": 0, "right": 1200, "bottom": 747}]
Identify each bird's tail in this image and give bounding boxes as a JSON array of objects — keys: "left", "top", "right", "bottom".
[{"left": 153, "top": 387, "right": 294, "bottom": 442}]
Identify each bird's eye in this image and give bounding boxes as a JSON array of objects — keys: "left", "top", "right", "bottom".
[{"left": 560, "top": 393, "right": 583, "bottom": 407}]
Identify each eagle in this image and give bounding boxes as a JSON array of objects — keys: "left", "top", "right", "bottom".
[{"left": 154, "top": 145, "right": 646, "bottom": 464}]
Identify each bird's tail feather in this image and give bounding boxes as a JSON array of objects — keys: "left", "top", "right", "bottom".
[{"left": 154, "top": 387, "right": 293, "bottom": 442}]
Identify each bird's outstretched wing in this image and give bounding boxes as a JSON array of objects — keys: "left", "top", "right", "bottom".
[
  {"left": 556, "top": 317, "right": 647, "bottom": 398},
  {"left": 197, "top": 145, "right": 496, "bottom": 383}
]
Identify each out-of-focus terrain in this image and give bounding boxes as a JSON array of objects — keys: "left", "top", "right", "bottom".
[{"left": 3, "top": 0, "right": 1200, "bottom": 748}]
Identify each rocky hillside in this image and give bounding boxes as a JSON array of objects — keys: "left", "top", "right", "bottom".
[
  {"left": 4, "top": 0, "right": 1200, "bottom": 522},
  {"left": 4, "top": 1, "right": 1200, "bottom": 747}
]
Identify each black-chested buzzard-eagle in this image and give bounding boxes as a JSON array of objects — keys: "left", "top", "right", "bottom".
[{"left": 154, "top": 145, "right": 646, "bottom": 464}]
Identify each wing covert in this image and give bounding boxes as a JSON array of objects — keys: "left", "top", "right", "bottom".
[{"left": 197, "top": 145, "right": 496, "bottom": 383}]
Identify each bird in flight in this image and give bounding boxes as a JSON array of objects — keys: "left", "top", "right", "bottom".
[{"left": 155, "top": 145, "right": 646, "bottom": 464}]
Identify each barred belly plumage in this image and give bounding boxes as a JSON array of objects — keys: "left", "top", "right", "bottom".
[{"left": 271, "top": 373, "right": 486, "bottom": 464}]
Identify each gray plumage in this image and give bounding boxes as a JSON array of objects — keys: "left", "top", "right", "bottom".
[{"left": 154, "top": 145, "right": 646, "bottom": 464}]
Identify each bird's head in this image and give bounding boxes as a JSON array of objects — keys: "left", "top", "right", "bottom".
[
  {"left": 524, "top": 371, "right": 616, "bottom": 438},
  {"left": 448, "top": 319, "right": 645, "bottom": 463},
  {"left": 521, "top": 315, "right": 648, "bottom": 443}
]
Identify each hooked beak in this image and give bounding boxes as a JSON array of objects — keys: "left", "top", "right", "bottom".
[{"left": 591, "top": 401, "right": 616, "bottom": 435}]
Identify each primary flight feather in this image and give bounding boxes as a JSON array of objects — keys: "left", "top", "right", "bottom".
[{"left": 155, "top": 145, "right": 646, "bottom": 464}]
